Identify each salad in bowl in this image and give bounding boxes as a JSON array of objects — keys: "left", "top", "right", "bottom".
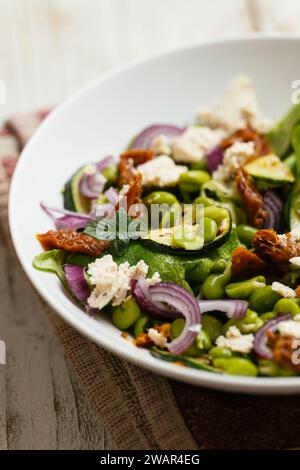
[{"left": 33, "top": 76, "right": 300, "bottom": 378}]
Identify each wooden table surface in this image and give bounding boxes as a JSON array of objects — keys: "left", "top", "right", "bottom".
[{"left": 0, "top": 0, "right": 299, "bottom": 450}]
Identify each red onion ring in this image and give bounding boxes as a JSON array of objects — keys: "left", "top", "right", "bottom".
[
  {"left": 64, "top": 264, "right": 91, "bottom": 304},
  {"left": 206, "top": 145, "right": 224, "bottom": 172},
  {"left": 79, "top": 167, "right": 107, "bottom": 199},
  {"left": 149, "top": 282, "right": 201, "bottom": 355},
  {"left": 253, "top": 314, "right": 291, "bottom": 360},
  {"left": 40, "top": 202, "right": 93, "bottom": 230},
  {"left": 262, "top": 190, "right": 283, "bottom": 231},
  {"left": 130, "top": 124, "right": 183, "bottom": 149},
  {"left": 198, "top": 300, "right": 248, "bottom": 320}
]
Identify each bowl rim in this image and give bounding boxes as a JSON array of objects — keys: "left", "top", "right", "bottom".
[{"left": 9, "top": 33, "right": 300, "bottom": 394}]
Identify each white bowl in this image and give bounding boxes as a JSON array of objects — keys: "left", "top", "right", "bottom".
[{"left": 9, "top": 34, "right": 300, "bottom": 394}]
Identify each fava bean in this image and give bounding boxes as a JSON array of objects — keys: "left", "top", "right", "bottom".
[
  {"left": 249, "top": 286, "right": 281, "bottom": 313},
  {"left": 172, "top": 225, "right": 204, "bottom": 251},
  {"left": 193, "top": 196, "right": 215, "bottom": 207},
  {"left": 190, "top": 160, "right": 208, "bottom": 171},
  {"left": 134, "top": 314, "right": 149, "bottom": 337},
  {"left": 224, "top": 309, "right": 263, "bottom": 334},
  {"left": 202, "top": 269, "right": 231, "bottom": 300},
  {"left": 185, "top": 258, "right": 214, "bottom": 283},
  {"left": 112, "top": 298, "right": 141, "bottom": 330},
  {"left": 273, "top": 298, "right": 300, "bottom": 317},
  {"left": 144, "top": 191, "right": 178, "bottom": 206},
  {"left": 202, "top": 315, "right": 223, "bottom": 342},
  {"left": 211, "top": 259, "right": 228, "bottom": 273},
  {"left": 203, "top": 206, "right": 228, "bottom": 224},
  {"left": 209, "top": 346, "right": 233, "bottom": 359},
  {"left": 102, "top": 164, "right": 117, "bottom": 184},
  {"left": 260, "top": 312, "right": 276, "bottom": 323},
  {"left": 237, "top": 224, "right": 258, "bottom": 247},
  {"left": 225, "top": 275, "right": 266, "bottom": 300},
  {"left": 179, "top": 170, "right": 211, "bottom": 187},
  {"left": 203, "top": 217, "right": 218, "bottom": 243},
  {"left": 213, "top": 357, "right": 258, "bottom": 376}
]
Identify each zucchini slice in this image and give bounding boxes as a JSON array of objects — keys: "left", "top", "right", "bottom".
[
  {"left": 244, "top": 154, "right": 295, "bottom": 184},
  {"left": 63, "top": 166, "right": 91, "bottom": 213},
  {"left": 140, "top": 208, "right": 231, "bottom": 255}
]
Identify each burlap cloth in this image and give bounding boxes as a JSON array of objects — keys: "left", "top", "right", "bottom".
[{"left": 2, "top": 111, "right": 300, "bottom": 450}]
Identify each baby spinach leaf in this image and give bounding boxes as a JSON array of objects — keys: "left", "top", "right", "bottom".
[
  {"left": 207, "top": 227, "right": 239, "bottom": 261},
  {"left": 33, "top": 249, "right": 68, "bottom": 290}
]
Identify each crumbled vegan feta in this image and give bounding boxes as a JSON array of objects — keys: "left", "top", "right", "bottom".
[
  {"left": 198, "top": 76, "right": 270, "bottom": 133},
  {"left": 216, "top": 326, "right": 254, "bottom": 353},
  {"left": 271, "top": 281, "right": 296, "bottom": 298},
  {"left": 277, "top": 320, "right": 300, "bottom": 339},
  {"left": 213, "top": 141, "right": 255, "bottom": 182},
  {"left": 290, "top": 257, "right": 300, "bottom": 268},
  {"left": 151, "top": 134, "right": 171, "bottom": 155},
  {"left": 137, "top": 155, "right": 187, "bottom": 187},
  {"left": 87, "top": 255, "right": 160, "bottom": 310},
  {"left": 148, "top": 328, "right": 168, "bottom": 348},
  {"left": 172, "top": 126, "right": 226, "bottom": 164},
  {"left": 289, "top": 227, "right": 300, "bottom": 243},
  {"left": 119, "top": 184, "right": 130, "bottom": 197}
]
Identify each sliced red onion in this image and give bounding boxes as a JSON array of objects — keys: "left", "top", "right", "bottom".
[
  {"left": 105, "top": 186, "right": 119, "bottom": 206},
  {"left": 198, "top": 300, "right": 248, "bottom": 320},
  {"left": 254, "top": 314, "right": 291, "bottom": 360},
  {"left": 79, "top": 167, "right": 107, "bottom": 199},
  {"left": 150, "top": 282, "right": 201, "bottom": 355},
  {"left": 131, "top": 279, "right": 179, "bottom": 321},
  {"left": 130, "top": 124, "right": 184, "bottom": 149},
  {"left": 64, "top": 264, "right": 91, "bottom": 305},
  {"left": 263, "top": 190, "right": 283, "bottom": 231},
  {"left": 206, "top": 146, "right": 224, "bottom": 172},
  {"left": 95, "top": 156, "right": 114, "bottom": 172},
  {"left": 40, "top": 202, "right": 93, "bottom": 230}
]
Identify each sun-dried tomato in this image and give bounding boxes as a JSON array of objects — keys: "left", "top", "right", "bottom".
[
  {"left": 296, "top": 285, "right": 300, "bottom": 298},
  {"left": 135, "top": 333, "right": 153, "bottom": 348},
  {"left": 253, "top": 229, "right": 300, "bottom": 272},
  {"left": 236, "top": 167, "right": 267, "bottom": 228},
  {"left": 36, "top": 230, "right": 110, "bottom": 256},
  {"left": 220, "top": 127, "right": 270, "bottom": 156},
  {"left": 267, "top": 331, "right": 300, "bottom": 372},
  {"left": 231, "top": 246, "right": 266, "bottom": 278},
  {"left": 117, "top": 149, "right": 153, "bottom": 187}
]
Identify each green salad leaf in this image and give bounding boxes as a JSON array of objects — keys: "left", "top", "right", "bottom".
[
  {"left": 151, "top": 347, "right": 221, "bottom": 373},
  {"left": 287, "top": 123, "right": 300, "bottom": 230},
  {"left": 113, "top": 241, "right": 190, "bottom": 290},
  {"left": 268, "top": 103, "right": 300, "bottom": 158},
  {"left": 33, "top": 249, "right": 67, "bottom": 284}
]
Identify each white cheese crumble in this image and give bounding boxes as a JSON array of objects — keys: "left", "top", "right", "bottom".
[
  {"left": 172, "top": 126, "right": 226, "bottom": 164},
  {"left": 290, "top": 257, "right": 300, "bottom": 268},
  {"left": 289, "top": 227, "right": 300, "bottom": 243},
  {"left": 216, "top": 326, "right": 254, "bottom": 353},
  {"left": 151, "top": 134, "right": 171, "bottom": 155},
  {"left": 271, "top": 282, "right": 296, "bottom": 298},
  {"left": 137, "top": 155, "right": 187, "bottom": 187},
  {"left": 198, "top": 76, "right": 270, "bottom": 133},
  {"left": 148, "top": 328, "right": 168, "bottom": 348},
  {"left": 119, "top": 184, "right": 130, "bottom": 197},
  {"left": 277, "top": 320, "right": 300, "bottom": 339},
  {"left": 213, "top": 141, "right": 255, "bottom": 182},
  {"left": 87, "top": 255, "right": 161, "bottom": 310}
]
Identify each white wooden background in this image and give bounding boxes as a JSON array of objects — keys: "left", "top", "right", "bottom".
[{"left": 0, "top": 0, "right": 299, "bottom": 450}]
